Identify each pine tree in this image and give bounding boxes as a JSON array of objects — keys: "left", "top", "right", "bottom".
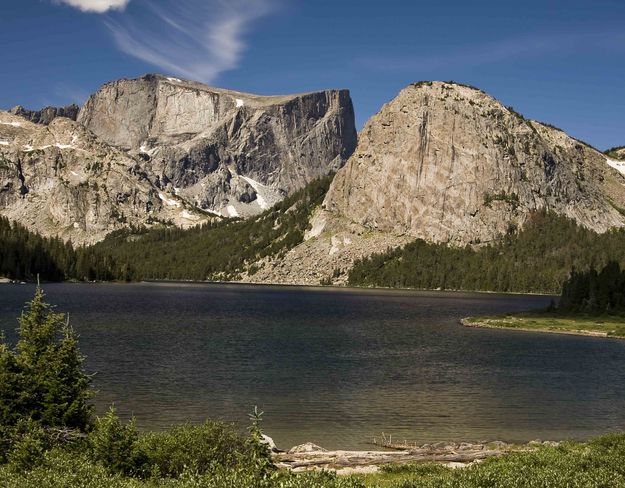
[{"left": 0, "top": 288, "right": 93, "bottom": 431}]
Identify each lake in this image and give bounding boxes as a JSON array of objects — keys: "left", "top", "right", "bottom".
[{"left": 1, "top": 282, "right": 624, "bottom": 450}]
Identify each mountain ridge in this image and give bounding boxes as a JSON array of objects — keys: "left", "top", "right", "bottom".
[
  {"left": 9, "top": 103, "right": 79, "bottom": 125},
  {"left": 2, "top": 76, "right": 624, "bottom": 285}
]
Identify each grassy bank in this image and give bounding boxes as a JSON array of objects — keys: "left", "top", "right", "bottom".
[
  {"left": 3, "top": 433, "right": 625, "bottom": 487},
  {"left": 357, "top": 434, "right": 625, "bottom": 487},
  {"left": 462, "top": 312, "right": 625, "bottom": 338}
]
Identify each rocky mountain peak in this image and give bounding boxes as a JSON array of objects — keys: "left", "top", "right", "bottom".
[
  {"left": 78, "top": 74, "right": 357, "bottom": 218},
  {"left": 1, "top": 74, "right": 358, "bottom": 243},
  {"left": 322, "top": 80, "right": 625, "bottom": 246},
  {"left": 0, "top": 110, "right": 211, "bottom": 244}
]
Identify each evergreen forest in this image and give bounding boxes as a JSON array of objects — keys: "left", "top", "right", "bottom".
[{"left": 348, "top": 211, "right": 625, "bottom": 294}]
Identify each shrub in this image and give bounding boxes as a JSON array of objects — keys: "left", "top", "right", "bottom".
[
  {"left": 137, "top": 421, "right": 253, "bottom": 478},
  {"left": 5, "top": 420, "right": 50, "bottom": 472},
  {"left": 0, "top": 448, "right": 141, "bottom": 488},
  {"left": 90, "top": 406, "right": 146, "bottom": 476},
  {"left": 245, "top": 406, "right": 274, "bottom": 477}
]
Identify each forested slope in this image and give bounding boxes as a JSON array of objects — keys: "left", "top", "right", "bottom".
[
  {"left": 348, "top": 212, "right": 625, "bottom": 294},
  {"left": 0, "top": 216, "right": 116, "bottom": 282},
  {"left": 1, "top": 176, "right": 332, "bottom": 283},
  {"left": 88, "top": 175, "right": 333, "bottom": 281}
]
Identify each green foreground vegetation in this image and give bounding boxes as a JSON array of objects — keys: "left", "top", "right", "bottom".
[
  {"left": 2, "top": 289, "right": 625, "bottom": 486},
  {"left": 3, "top": 435, "right": 625, "bottom": 487}
]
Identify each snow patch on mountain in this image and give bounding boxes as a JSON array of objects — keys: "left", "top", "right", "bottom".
[
  {"left": 158, "top": 192, "right": 181, "bottom": 207},
  {"left": 607, "top": 157, "right": 625, "bottom": 176},
  {"left": 226, "top": 205, "right": 239, "bottom": 217},
  {"left": 240, "top": 175, "right": 271, "bottom": 209}
]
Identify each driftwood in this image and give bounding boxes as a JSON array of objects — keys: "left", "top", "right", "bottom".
[
  {"left": 275, "top": 444, "right": 508, "bottom": 471},
  {"left": 44, "top": 427, "right": 87, "bottom": 444},
  {"left": 275, "top": 437, "right": 560, "bottom": 472}
]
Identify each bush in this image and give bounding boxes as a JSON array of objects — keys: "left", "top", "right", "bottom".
[
  {"left": 90, "top": 406, "right": 146, "bottom": 476},
  {"left": 136, "top": 421, "right": 255, "bottom": 478},
  {"left": 5, "top": 420, "right": 49, "bottom": 472},
  {"left": 0, "top": 453, "right": 366, "bottom": 488},
  {"left": 0, "top": 448, "right": 141, "bottom": 488},
  {"left": 245, "top": 406, "right": 274, "bottom": 477}
]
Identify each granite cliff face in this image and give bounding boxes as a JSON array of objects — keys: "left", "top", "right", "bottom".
[
  {"left": 0, "top": 111, "right": 208, "bottom": 244},
  {"left": 78, "top": 75, "right": 357, "bottom": 217},
  {"left": 10, "top": 104, "right": 79, "bottom": 125},
  {"left": 247, "top": 81, "right": 625, "bottom": 285},
  {"left": 324, "top": 81, "right": 625, "bottom": 245}
]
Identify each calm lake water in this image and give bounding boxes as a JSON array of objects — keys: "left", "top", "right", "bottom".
[{"left": 1, "top": 282, "right": 624, "bottom": 450}]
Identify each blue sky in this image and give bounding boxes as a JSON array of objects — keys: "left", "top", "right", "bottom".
[{"left": 1, "top": 0, "right": 624, "bottom": 149}]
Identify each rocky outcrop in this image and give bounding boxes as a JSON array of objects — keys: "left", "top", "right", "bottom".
[
  {"left": 10, "top": 104, "right": 79, "bottom": 125},
  {"left": 78, "top": 74, "right": 357, "bottom": 218},
  {"left": 0, "top": 111, "right": 209, "bottom": 244},
  {"left": 248, "top": 81, "right": 625, "bottom": 285}
]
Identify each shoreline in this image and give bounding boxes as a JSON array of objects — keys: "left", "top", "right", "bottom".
[
  {"left": 0, "top": 277, "right": 556, "bottom": 298},
  {"left": 273, "top": 439, "right": 560, "bottom": 474},
  {"left": 460, "top": 317, "right": 624, "bottom": 340}
]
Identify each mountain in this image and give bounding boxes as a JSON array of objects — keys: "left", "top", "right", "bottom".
[
  {"left": 3, "top": 77, "right": 624, "bottom": 287},
  {"left": 78, "top": 74, "right": 357, "bottom": 218},
  {"left": 0, "top": 74, "right": 357, "bottom": 243},
  {"left": 0, "top": 111, "right": 204, "bottom": 244},
  {"left": 9, "top": 104, "right": 79, "bottom": 125},
  {"left": 248, "top": 81, "right": 625, "bottom": 285}
]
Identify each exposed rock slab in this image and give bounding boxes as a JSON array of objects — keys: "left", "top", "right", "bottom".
[
  {"left": 242, "top": 211, "right": 410, "bottom": 286},
  {"left": 326, "top": 81, "right": 625, "bottom": 247}
]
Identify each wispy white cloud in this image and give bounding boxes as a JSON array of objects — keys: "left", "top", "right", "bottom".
[
  {"left": 57, "top": 0, "right": 130, "bottom": 13},
  {"left": 104, "top": 0, "right": 277, "bottom": 84},
  {"left": 357, "top": 30, "right": 625, "bottom": 73}
]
